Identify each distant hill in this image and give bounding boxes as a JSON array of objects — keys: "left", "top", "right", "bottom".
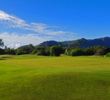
[
  {"left": 37, "top": 41, "right": 59, "bottom": 47},
  {"left": 19, "top": 37, "right": 110, "bottom": 48},
  {"left": 19, "top": 45, "right": 30, "bottom": 48},
  {"left": 37, "top": 37, "right": 110, "bottom": 48},
  {"left": 77, "top": 37, "right": 110, "bottom": 48}
]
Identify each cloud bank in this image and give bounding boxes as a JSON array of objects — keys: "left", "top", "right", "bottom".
[
  {"left": 0, "top": 10, "right": 73, "bottom": 48},
  {"left": 0, "top": 32, "right": 51, "bottom": 48}
]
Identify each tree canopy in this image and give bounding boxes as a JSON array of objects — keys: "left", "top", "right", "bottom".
[{"left": 0, "top": 39, "right": 4, "bottom": 47}]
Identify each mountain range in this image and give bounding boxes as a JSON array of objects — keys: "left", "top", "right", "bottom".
[
  {"left": 37, "top": 37, "right": 110, "bottom": 48},
  {"left": 20, "top": 37, "right": 110, "bottom": 48}
]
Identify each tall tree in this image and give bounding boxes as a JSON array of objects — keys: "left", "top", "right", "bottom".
[
  {"left": 71, "top": 39, "right": 85, "bottom": 49},
  {"left": 0, "top": 39, "right": 4, "bottom": 47},
  {"left": 58, "top": 42, "right": 62, "bottom": 47}
]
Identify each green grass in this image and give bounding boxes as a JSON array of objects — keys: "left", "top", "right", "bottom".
[{"left": 0, "top": 55, "right": 110, "bottom": 100}]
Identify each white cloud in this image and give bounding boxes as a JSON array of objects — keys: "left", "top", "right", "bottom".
[
  {"left": 0, "top": 10, "right": 72, "bottom": 35},
  {"left": 0, "top": 10, "right": 75, "bottom": 48},
  {"left": 0, "top": 10, "right": 28, "bottom": 28},
  {"left": 0, "top": 32, "right": 51, "bottom": 48}
]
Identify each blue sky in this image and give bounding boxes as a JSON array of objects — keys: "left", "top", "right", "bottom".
[{"left": 0, "top": 0, "right": 110, "bottom": 48}]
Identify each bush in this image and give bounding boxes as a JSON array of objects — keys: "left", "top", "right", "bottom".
[
  {"left": 95, "top": 48, "right": 105, "bottom": 56},
  {"left": 93, "top": 46, "right": 110, "bottom": 56},
  {"left": 45, "top": 47, "right": 50, "bottom": 56},
  {"left": 106, "top": 52, "right": 110, "bottom": 57},
  {"left": 0, "top": 48, "right": 5, "bottom": 55},
  {"left": 32, "top": 47, "right": 50, "bottom": 56},
  {"left": 5, "top": 49, "right": 16, "bottom": 55},
  {"left": 70, "top": 48, "right": 84, "bottom": 56},
  {"left": 36, "top": 49, "right": 46, "bottom": 55},
  {"left": 50, "top": 46, "right": 63, "bottom": 56},
  {"left": 83, "top": 48, "right": 94, "bottom": 55},
  {"left": 16, "top": 49, "right": 28, "bottom": 55},
  {"left": 32, "top": 49, "right": 38, "bottom": 54},
  {"left": 65, "top": 49, "right": 71, "bottom": 55}
]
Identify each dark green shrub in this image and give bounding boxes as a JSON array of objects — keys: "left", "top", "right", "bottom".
[
  {"left": 36, "top": 49, "right": 46, "bottom": 55},
  {"left": 50, "top": 46, "right": 63, "bottom": 56},
  {"left": 16, "top": 49, "right": 28, "bottom": 55},
  {"left": 5, "top": 49, "right": 16, "bottom": 55},
  {"left": 32, "top": 49, "right": 38, "bottom": 54},
  {"left": 84, "top": 48, "right": 94, "bottom": 55},
  {"left": 93, "top": 46, "right": 110, "bottom": 56},
  {"left": 70, "top": 48, "right": 84, "bottom": 56},
  {"left": 95, "top": 48, "right": 105, "bottom": 56},
  {"left": 106, "top": 52, "right": 110, "bottom": 57},
  {"left": 45, "top": 48, "right": 50, "bottom": 56},
  {"left": 65, "top": 49, "right": 71, "bottom": 55},
  {"left": 0, "top": 48, "right": 5, "bottom": 55}
]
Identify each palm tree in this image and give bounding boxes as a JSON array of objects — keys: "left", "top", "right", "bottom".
[{"left": 71, "top": 39, "right": 85, "bottom": 49}]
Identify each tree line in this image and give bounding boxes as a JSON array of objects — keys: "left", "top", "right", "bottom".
[{"left": 0, "top": 39, "right": 110, "bottom": 57}]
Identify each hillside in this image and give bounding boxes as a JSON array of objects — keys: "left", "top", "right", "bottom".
[{"left": 37, "top": 37, "right": 110, "bottom": 48}]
